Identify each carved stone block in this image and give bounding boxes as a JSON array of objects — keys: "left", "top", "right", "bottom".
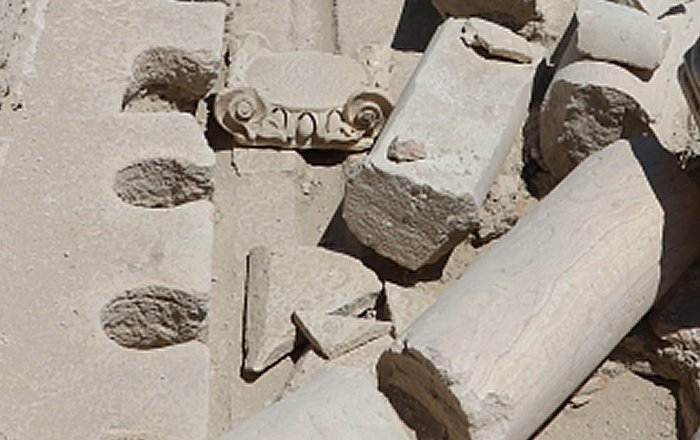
[{"left": 215, "top": 34, "right": 393, "bottom": 151}]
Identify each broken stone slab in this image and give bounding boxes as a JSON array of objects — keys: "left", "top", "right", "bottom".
[
  {"left": 334, "top": 0, "right": 405, "bottom": 54},
  {"left": 461, "top": 17, "right": 539, "bottom": 63},
  {"left": 283, "top": 336, "right": 394, "bottom": 395},
  {"left": 244, "top": 245, "right": 382, "bottom": 373},
  {"left": 215, "top": 32, "right": 393, "bottom": 151},
  {"left": 384, "top": 283, "right": 437, "bottom": 337},
  {"left": 377, "top": 137, "right": 700, "bottom": 440},
  {"left": 576, "top": 0, "right": 669, "bottom": 72},
  {"left": 539, "top": 60, "right": 653, "bottom": 182},
  {"left": 430, "top": 0, "right": 577, "bottom": 50},
  {"left": 293, "top": 309, "right": 392, "bottom": 359},
  {"left": 342, "top": 18, "right": 541, "bottom": 271},
  {"left": 219, "top": 367, "right": 411, "bottom": 440}
]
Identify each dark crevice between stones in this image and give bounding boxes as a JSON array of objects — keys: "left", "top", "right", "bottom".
[
  {"left": 114, "top": 158, "right": 214, "bottom": 208},
  {"left": 100, "top": 285, "right": 208, "bottom": 350}
]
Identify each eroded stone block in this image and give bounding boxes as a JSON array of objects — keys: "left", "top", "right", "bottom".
[
  {"left": 576, "top": 0, "right": 669, "bottom": 72},
  {"left": 342, "top": 18, "right": 540, "bottom": 270},
  {"left": 244, "top": 246, "right": 382, "bottom": 373},
  {"left": 215, "top": 33, "right": 393, "bottom": 151}
]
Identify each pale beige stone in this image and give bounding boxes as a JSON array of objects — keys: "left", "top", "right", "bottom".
[
  {"left": 378, "top": 137, "right": 700, "bottom": 440},
  {"left": 283, "top": 336, "right": 394, "bottom": 395},
  {"left": 343, "top": 18, "right": 540, "bottom": 270},
  {"left": 244, "top": 246, "right": 383, "bottom": 373},
  {"left": 215, "top": 33, "right": 393, "bottom": 151},
  {"left": 576, "top": 0, "right": 669, "bottom": 72},
  {"left": 293, "top": 310, "right": 392, "bottom": 359},
  {"left": 431, "top": 0, "right": 577, "bottom": 49},
  {"left": 462, "top": 17, "right": 536, "bottom": 63},
  {"left": 334, "top": 0, "right": 404, "bottom": 54},
  {"left": 219, "top": 367, "right": 411, "bottom": 440},
  {"left": 385, "top": 283, "right": 437, "bottom": 337}
]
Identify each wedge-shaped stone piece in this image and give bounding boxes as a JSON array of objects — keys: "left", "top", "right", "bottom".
[
  {"left": 215, "top": 33, "right": 393, "bottom": 151},
  {"left": 462, "top": 17, "right": 537, "bottom": 63},
  {"left": 244, "top": 246, "right": 382, "bottom": 373},
  {"left": 378, "top": 138, "right": 700, "bottom": 440},
  {"left": 431, "top": 0, "right": 577, "bottom": 49},
  {"left": 342, "top": 18, "right": 540, "bottom": 270},
  {"left": 219, "top": 367, "right": 411, "bottom": 440},
  {"left": 293, "top": 310, "right": 392, "bottom": 359},
  {"left": 576, "top": 0, "right": 669, "bottom": 72}
]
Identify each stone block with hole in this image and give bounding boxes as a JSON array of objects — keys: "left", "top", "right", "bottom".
[
  {"left": 342, "top": 18, "right": 541, "bottom": 271},
  {"left": 0, "top": 0, "right": 224, "bottom": 438}
]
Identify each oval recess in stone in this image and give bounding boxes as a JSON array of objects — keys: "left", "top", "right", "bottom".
[
  {"left": 114, "top": 158, "right": 213, "bottom": 208},
  {"left": 100, "top": 285, "right": 207, "bottom": 349}
]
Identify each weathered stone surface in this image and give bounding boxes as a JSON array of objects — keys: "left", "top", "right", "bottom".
[
  {"left": 384, "top": 283, "right": 437, "bottom": 337},
  {"left": 343, "top": 18, "right": 540, "bottom": 270},
  {"left": 539, "top": 61, "right": 652, "bottom": 182},
  {"left": 219, "top": 367, "right": 411, "bottom": 440},
  {"left": 576, "top": 0, "right": 669, "bottom": 72},
  {"left": 0, "top": 1, "right": 224, "bottom": 438},
  {"left": 100, "top": 285, "right": 207, "bottom": 350},
  {"left": 431, "top": 0, "right": 577, "bottom": 49},
  {"left": 334, "top": 0, "right": 404, "bottom": 54},
  {"left": 462, "top": 17, "right": 537, "bottom": 63},
  {"left": 378, "top": 138, "right": 700, "bottom": 440},
  {"left": 293, "top": 310, "right": 392, "bottom": 359},
  {"left": 215, "top": 33, "right": 393, "bottom": 151},
  {"left": 244, "top": 245, "right": 382, "bottom": 373},
  {"left": 681, "top": 37, "right": 700, "bottom": 131}
]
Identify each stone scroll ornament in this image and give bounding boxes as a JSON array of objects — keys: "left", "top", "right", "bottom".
[{"left": 214, "top": 33, "right": 394, "bottom": 151}]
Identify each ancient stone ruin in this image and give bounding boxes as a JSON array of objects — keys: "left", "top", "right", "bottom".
[{"left": 3, "top": 0, "right": 700, "bottom": 439}]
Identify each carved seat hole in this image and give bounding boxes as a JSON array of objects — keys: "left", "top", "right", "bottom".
[
  {"left": 100, "top": 285, "right": 207, "bottom": 350},
  {"left": 114, "top": 158, "right": 213, "bottom": 208},
  {"left": 122, "top": 47, "right": 219, "bottom": 114}
]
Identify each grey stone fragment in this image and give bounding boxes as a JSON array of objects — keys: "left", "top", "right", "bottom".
[
  {"left": 576, "top": 0, "right": 670, "bottom": 72},
  {"left": 244, "top": 246, "right": 382, "bottom": 373},
  {"left": 384, "top": 283, "right": 436, "bottom": 337},
  {"left": 293, "top": 310, "right": 392, "bottom": 359},
  {"left": 461, "top": 17, "right": 536, "bottom": 63}
]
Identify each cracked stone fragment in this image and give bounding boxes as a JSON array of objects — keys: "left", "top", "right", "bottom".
[
  {"left": 461, "top": 17, "right": 537, "bottom": 63},
  {"left": 576, "top": 0, "right": 669, "bottom": 72},
  {"left": 431, "top": 0, "right": 577, "bottom": 49},
  {"left": 293, "top": 310, "right": 392, "bottom": 359},
  {"left": 244, "top": 246, "right": 382, "bottom": 373},
  {"left": 539, "top": 61, "right": 652, "bottom": 182},
  {"left": 220, "top": 367, "right": 411, "bottom": 440},
  {"left": 342, "top": 19, "right": 540, "bottom": 270}
]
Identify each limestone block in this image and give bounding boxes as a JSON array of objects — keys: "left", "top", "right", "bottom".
[
  {"left": 334, "top": 0, "right": 404, "bottom": 54},
  {"left": 378, "top": 137, "right": 700, "bottom": 440},
  {"left": 539, "top": 61, "right": 652, "bottom": 182},
  {"left": 342, "top": 18, "right": 540, "bottom": 270},
  {"left": 681, "top": 37, "right": 700, "bottom": 130},
  {"left": 293, "top": 310, "right": 392, "bottom": 359},
  {"left": 283, "top": 336, "right": 394, "bottom": 394},
  {"left": 576, "top": 0, "right": 669, "bottom": 72},
  {"left": 215, "top": 33, "right": 393, "bottom": 151},
  {"left": 430, "top": 0, "right": 577, "bottom": 49},
  {"left": 219, "top": 367, "right": 411, "bottom": 440},
  {"left": 385, "top": 283, "right": 437, "bottom": 337},
  {"left": 244, "top": 246, "right": 383, "bottom": 373}
]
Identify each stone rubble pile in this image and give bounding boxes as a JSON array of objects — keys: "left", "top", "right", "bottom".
[{"left": 5, "top": 1, "right": 700, "bottom": 440}]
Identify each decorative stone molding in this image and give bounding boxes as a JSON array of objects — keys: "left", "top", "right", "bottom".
[{"left": 215, "top": 33, "right": 393, "bottom": 151}]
